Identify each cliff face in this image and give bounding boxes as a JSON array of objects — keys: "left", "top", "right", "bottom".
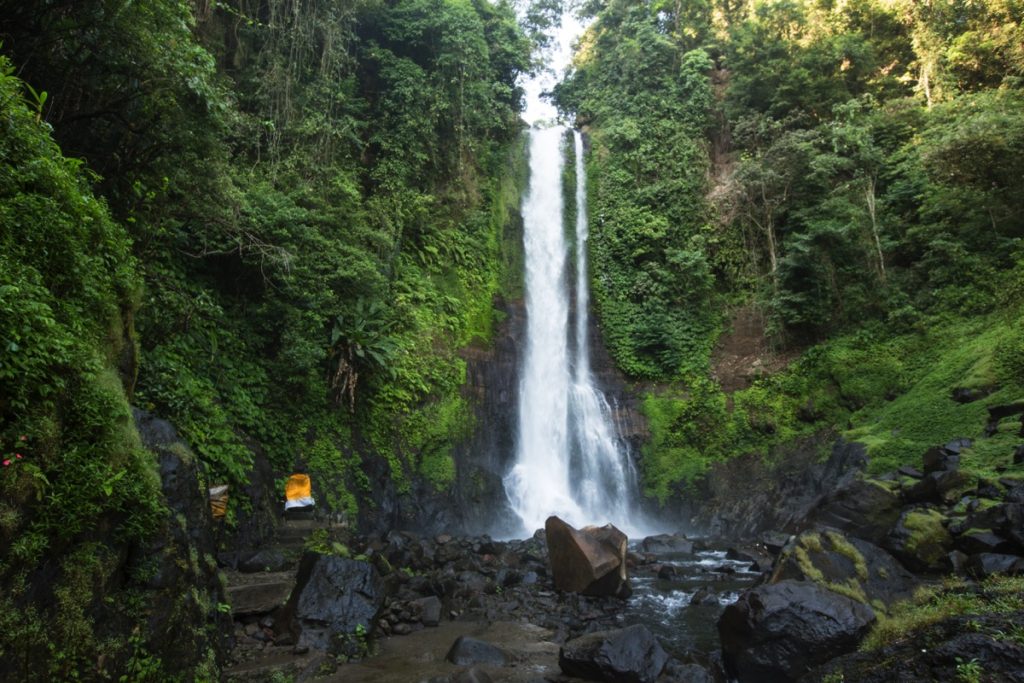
[
  {"left": 451, "top": 296, "right": 527, "bottom": 536},
  {"left": 585, "top": 311, "right": 650, "bottom": 456}
]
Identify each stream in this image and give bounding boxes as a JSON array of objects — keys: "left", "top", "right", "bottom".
[{"left": 626, "top": 547, "right": 761, "bottom": 658}]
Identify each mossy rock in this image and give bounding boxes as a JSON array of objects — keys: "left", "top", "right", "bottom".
[
  {"left": 883, "top": 508, "right": 954, "bottom": 573},
  {"left": 771, "top": 530, "right": 916, "bottom": 609},
  {"left": 806, "top": 477, "right": 903, "bottom": 546}
]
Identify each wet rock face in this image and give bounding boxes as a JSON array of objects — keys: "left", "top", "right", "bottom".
[
  {"left": 559, "top": 624, "right": 668, "bottom": 683},
  {"left": 683, "top": 436, "right": 868, "bottom": 540},
  {"left": 545, "top": 516, "right": 631, "bottom": 598},
  {"left": 449, "top": 296, "right": 525, "bottom": 537},
  {"left": 718, "top": 580, "right": 876, "bottom": 682},
  {"left": 132, "top": 408, "right": 230, "bottom": 675},
  {"left": 283, "top": 553, "right": 383, "bottom": 654},
  {"left": 805, "top": 478, "right": 902, "bottom": 546},
  {"left": 640, "top": 534, "right": 694, "bottom": 555}
]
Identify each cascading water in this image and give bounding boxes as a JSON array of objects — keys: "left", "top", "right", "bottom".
[
  {"left": 567, "top": 132, "right": 638, "bottom": 525},
  {"left": 502, "top": 107, "right": 640, "bottom": 536}
]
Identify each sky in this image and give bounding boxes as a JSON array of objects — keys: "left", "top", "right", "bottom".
[{"left": 521, "top": 10, "right": 587, "bottom": 126}]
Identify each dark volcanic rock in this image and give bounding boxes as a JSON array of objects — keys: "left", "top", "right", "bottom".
[
  {"left": 686, "top": 436, "right": 868, "bottom": 540},
  {"left": 238, "top": 548, "right": 292, "bottom": 573},
  {"left": 760, "top": 531, "right": 792, "bottom": 554},
  {"left": 659, "top": 660, "right": 714, "bottom": 683},
  {"left": 446, "top": 636, "right": 508, "bottom": 666},
  {"left": 559, "top": 624, "right": 669, "bottom": 683},
  {"left": 806, "top": 611, "right": 1024, "bottom": 683},
  {"left": 805, "top": 478, "right": 902, "bottom": 546},
  {"left": 922, "top": 444, "right": 964, "bottom": 473},
  {"left": 718, "top": 580, "right": 876, "bottom": 682},
  {"left": 657, "top": 564, "right": 677, "bottom": 580},
  {"left": 966, "top": 553, "right": 1024, "bottom": 578},
  {"left": 413, "top": 596, "right": 442, "bottom": 627},
  {"left": 952, "top": 501, "right": 1024, "bottom": 550},
  {"left": 690, "top": 587, "right": 718, "bottom": 606},
  {"left": 957, "top": 530, "right": 1016, "bottom": 555},
  {"left": 772, "top": 531, "right": 916, "bottom": 605},
  {"left": 283, "top": 552, "right": 383, "bottom": 653},
  {"left": 952, "top": 387, "right": 991, "bottom": 403},
  {"left": 897, "top": 465, "right": 924, "bottom": 479},
  {"left": 903, "top": 469, "right": 970, "bottom": 504},
  {"left": 131, "top": 409, "right": 230, "bottom": 675},
  {"left": 883, "top": 508, "right": 954, "bottom": 573},
  {"left": 641, "top": 534, "right": 694, "bottom": 555}
]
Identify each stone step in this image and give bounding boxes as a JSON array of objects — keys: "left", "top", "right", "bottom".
[
  {"left": 224, "top": 648, "right": 322, "bottom": 682},
  {"left": 225, "top": 570, "right": 296, "bottom": 616}
]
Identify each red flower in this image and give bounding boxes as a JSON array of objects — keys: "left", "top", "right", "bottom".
[
  {"left": 2, "top": 460, "right": 10, "bottom": 467},
  {"left": 19, "top": 435, "right": 27, "bottom": 441},
  {"left": 15, "top": 454, "right": 22, "bottom": 459}
]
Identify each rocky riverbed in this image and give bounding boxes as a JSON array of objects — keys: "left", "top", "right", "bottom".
[{"left": 222, "top": 429, "right": 1024, "bottom": 683}]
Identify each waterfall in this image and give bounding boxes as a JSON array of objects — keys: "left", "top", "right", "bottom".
[{"left": 502, "top": 126, "right": 639, "bottom": 537}]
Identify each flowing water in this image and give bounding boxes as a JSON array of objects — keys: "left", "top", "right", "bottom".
[
  {"left": 502, "top": 9, "right": 643, "bottom": 538},
  {"left": 503, "top": 126, "right": 640, "bottom": 535}
]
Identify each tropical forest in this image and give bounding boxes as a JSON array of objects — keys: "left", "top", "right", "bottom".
[{"left": 0, "top": 0, "right": 1022, "bottom": 680}]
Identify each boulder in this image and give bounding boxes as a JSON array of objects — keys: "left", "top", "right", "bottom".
[
  {"left": 966, "top": 553, "right": 1024, "bottom": 578},
  {"left": 130, "top": 409, "right": 231, "bottom": 675},
  {"left": 559, "top": 624, "right": 668, "bottom": 683},
  {"left": 805, "top": 478, "right": 901, "bottom": 546},
  {"left": 922, "top": 443, "right": 963, "bottom": 474},
  {"left": 718, "top": 580, "right": 875, "bottom": 682},
  {"left": 446, "top": 636, "right": 508, "bottom": 667},
  {"left": 951, "top": 387, "right": 991, "bottom": 403},
  {"left": 413, "top": 596, "right": 442, "bottom": 627},
  {"left": 760, "top": 531, "right": 793, "bottom": 554},
  {"left": 1015, "top": 444, "right": 1024, "bottom": 465},
  {"left": 903, "top": 469, "right": 970, "bottom": 504},
  {"left": 641, "top": 534, "right": 694, "bottom": 555},
  {"left": 897, "top": 465, "right": 924, "bottom": 479},
  {"left": 690, "top": 587, "right": 718, "bottom": 606},
  {"left": 883, "top": 508, "right": 954, "bottom": 573},
  {"left": 956, "top": 530, "right": 1016, "bottom": 555},
  {"left": 283, "top": 552, "right": 383, "bottom": 653},
  {"left": 947, "top": 549, "right": 970, "bottom": 575},
  {"left": 545, "top": 516, "right": 630, "bottom": 598},
  {"left": 951, "top": 501, "right": 1024, "bottom": 550},
  {"left": 771, "top": 531, "right": 916, "bottom": 607}
]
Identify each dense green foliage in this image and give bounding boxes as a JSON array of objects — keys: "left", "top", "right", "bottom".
[
  {"left": 555, "top": 12, "right": 718, "bottom": 377},
  {"left": 0, "top": 52, "right": 174, "bottom": 679},
  {"left": 1, "top": 0, "right": 530, "bottom": 508},
  {"left": 1, "top": 0, "right": 530, "bottom": 677},
  {"left": 555, "top": 0, "right": 1024, "bottom": 497}
]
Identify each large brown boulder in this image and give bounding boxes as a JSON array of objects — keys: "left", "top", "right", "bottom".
[{"left": 545, "top": 516, "right": 630, "bottom": 598}]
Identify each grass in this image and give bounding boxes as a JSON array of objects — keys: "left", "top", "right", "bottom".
[
  {"left": 843, "top": 316, "right": 1024, "bottom": 477},
  {"left": 861, "top": 575, "right": 1024, "bottom": 651}
]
